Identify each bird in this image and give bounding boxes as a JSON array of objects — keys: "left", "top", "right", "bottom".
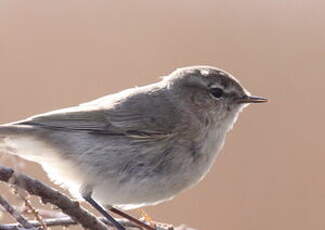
[{"left": 0, "top": 66, "right": 267, "bottom": 230}]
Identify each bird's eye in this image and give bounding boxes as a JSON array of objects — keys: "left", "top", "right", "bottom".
[{"left": 210, "top": 88, "right": 224, "bottom": 98}]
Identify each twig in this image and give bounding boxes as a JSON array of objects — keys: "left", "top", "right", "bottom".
[
  {"left": 0, "top": 217, "right": 142, "bottom": 230},
  {"left": 0, "top": 216, "right": 184, "bottom": 230},
  {"left": 0, "top": 194, "right": 36, "bottom": 230},
  {"left": 0, "top": 165, "right": 106, "bottom": 230},
  {"left": 17, "top": 191, "right": 48, "bottom": 230}
]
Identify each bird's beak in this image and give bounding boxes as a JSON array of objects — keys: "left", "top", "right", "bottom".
[{"left": 237, "top": 95, "right": 268, "bottom": 104}]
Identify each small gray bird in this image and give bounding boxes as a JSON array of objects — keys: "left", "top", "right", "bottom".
[{"left": 0, "top": 66, "right": 267, "bottom": 230}]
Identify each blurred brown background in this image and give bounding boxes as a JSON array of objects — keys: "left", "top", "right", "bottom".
[{"left": 0, "top": 1, "right": 324, "bottom": 230}]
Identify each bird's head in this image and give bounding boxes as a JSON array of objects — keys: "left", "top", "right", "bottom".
[{"left": 164, "top": 66, "right": 267, "bottom": 127}]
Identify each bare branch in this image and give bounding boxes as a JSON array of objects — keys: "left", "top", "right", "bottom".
[
  {"left": 0, "top": 194, "right": 36, "bottom": 230},
  {"left": 0, "top": 217, "right": 142, "bottom": 230},
  {"left": 0, "top": 165, "right": 106, "bottom": 230},
  {"left": 15, "top": 191, "right": 48, "bottom": 230},
  {"left": 0, "top": 216, "right": 188, "bottom": 230}
]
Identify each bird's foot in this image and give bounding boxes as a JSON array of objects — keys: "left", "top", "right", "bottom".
[{"left": 138, "top": 209, "right": 155, "bottom": 226}]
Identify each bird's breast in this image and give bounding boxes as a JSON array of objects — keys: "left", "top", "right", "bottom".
[{"left": 183, "top": 125, "right": 226, "bottom": 186}]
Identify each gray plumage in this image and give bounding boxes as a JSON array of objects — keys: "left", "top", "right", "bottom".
[{"left": 0, "top": 66, "right": 266, "bottom": 210}]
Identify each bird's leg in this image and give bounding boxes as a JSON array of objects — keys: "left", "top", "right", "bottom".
[
  {"left": 82, "top": 192, "right": 125, "bottom": 230},
  {"left": 109, "top": 207, "right": 156, "bottom": 230},
  {"left": 81, "top": 186, "right": 155, "bottom": 230}
]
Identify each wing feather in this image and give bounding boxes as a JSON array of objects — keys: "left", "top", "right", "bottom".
[{"left": 15, "top": 86, "right": 178, "bottom": 141}]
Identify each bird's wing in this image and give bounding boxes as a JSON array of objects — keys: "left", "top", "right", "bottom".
[
  {"left": 14, "top": 88, "right": 179, "bottom": 140},
  {"left": 16, "top": 107, "right": 112, "bottom": 132}
]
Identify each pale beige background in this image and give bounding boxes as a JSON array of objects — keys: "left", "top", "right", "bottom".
[{"left": 0, "top": 1, "right": 325, "bottom": 230}]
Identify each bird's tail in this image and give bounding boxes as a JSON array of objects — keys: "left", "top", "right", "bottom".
[{"left": 0, "top": 124, "right": 48, "bottom": 162}]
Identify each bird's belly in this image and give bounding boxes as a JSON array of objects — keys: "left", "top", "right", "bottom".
[
  {"left": 92, "top": 173, "right": 195, "bottom": 210},
  {"left": 91, "top": 130, "right": 225, "bottom": 209},
  {"left": 92, "top": 148, "right": 221, "bottom": 209},
  {"left": 92, "top": 178, "right": 179, "bottom": 210}
]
